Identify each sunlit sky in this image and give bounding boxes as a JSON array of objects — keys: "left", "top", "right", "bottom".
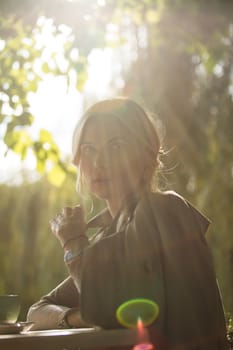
[{"left": 29, "top": 47, "right": 115, "bottom": 154}]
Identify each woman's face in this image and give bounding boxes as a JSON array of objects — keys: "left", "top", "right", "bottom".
[{"left": 79, "top": 115, "right": 145, "bottom": 203}]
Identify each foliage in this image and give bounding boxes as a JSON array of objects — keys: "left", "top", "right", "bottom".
[{"left": 0, "top": 15, "right": 87, "bottom": 186}]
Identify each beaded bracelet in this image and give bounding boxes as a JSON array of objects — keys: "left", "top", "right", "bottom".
[{"left": 64, "top": 248, "right": 84, "bottom": 264}]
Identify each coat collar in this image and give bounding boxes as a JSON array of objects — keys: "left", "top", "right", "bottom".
[
  {"left": 87, "top": 208, "right": 112, "bottom": 228},
  {"left": 87, "top": 190, "right": 144, "bottom": 230}
]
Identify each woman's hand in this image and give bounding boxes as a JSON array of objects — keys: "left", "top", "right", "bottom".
[
  {"left": 66, "top": 309, "right": 93, "bottom": 328},
  {"left": 50, "top": 205, "right": 87, "bottom": 248}
]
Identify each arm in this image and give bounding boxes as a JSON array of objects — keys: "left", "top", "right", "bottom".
[
  {"left": 28, "top": 205, "right": 94, "bottom": 331},
  {"left": 27, "top": 276, "right": 89, "bottom": 330}
]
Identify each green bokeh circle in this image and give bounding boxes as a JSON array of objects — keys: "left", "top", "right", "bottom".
[{"left": 116, "top": 298, "right": 159, "bottom": 328}]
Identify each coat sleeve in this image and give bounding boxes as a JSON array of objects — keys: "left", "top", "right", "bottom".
[{"left": 27, "top": 276, "right": 80, "bottom": 330}]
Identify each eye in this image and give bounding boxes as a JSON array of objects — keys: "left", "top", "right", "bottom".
[
  {"left": 80, "top": 144, "right": 97, "bottom": 157},
  {"left": 109, "top": 140, "right": 127, "bottom": 152}
]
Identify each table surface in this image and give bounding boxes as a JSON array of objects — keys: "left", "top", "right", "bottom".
[{"left": 0, "top": 327, "right": 144, "bottom": 350}]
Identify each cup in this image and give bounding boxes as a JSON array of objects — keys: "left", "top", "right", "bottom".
[{"left": 0, "top": 295, "right": 20, "bottom": 324}]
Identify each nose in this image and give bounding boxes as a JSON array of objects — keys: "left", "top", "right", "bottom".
[{"left": 93, "top": 149, "right": 110, "bottom": 168}]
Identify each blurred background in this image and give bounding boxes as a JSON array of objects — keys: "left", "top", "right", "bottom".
[{"left": 0, "top": 0, "right": 232, "bottom": 328}]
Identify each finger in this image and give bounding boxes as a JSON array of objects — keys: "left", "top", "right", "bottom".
[
  {"left": 73, "top": 205, "right": 83, "bottom": 217},
  {"left": 55, "top": 213, "right": 63, "bottom": 224},
  {"left": 62, "top": 207, "right": 73, "bottom": 217},
  {"left": 51, "top": 213, "right": 63, "bottom": 229},
  {"left": 49, "top": 219, "right": 58, "bottom": 233}
]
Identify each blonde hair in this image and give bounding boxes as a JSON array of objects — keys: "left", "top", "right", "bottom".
[{"left": 72, "top": 97, "right": 162, "bottom": 192}]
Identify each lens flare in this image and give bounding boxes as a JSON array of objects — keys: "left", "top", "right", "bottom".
[
  {"left": 133, "top": 343, "right": 154, "bottom": 350},
  {"left": 116, "top": 298, "right": 159, "bottom": 328},
  {"left": 136, "top": 317, "right": 148, "bottom": 343},
  {"left": 137, "top": 317, "right": 144, "bottom": 335},
  {"left": 132, "top": 318, "right": 154, "bottom": 350}
]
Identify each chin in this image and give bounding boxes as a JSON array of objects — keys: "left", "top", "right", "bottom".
[
  {"left": 90, "top": 182, "right": 112, "bottom": 199},
  {"left": 92, "top": 188, "right": 112, "bottom": 200}
]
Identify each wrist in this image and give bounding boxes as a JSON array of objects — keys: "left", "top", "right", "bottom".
[
  {"left": 64, "top": 239, "right": 89, "bottom": 264},
  {"left": 58, "top": 311, "right": 72, "bottom": 329},
  {"left": 63, "top": 235, "right": 88, "bottom": 250},
  {"left": 66, "top": 309, "right": 91, "bottom": 328},
  {"left": 58, "top": 308, "right": 80, "bottom": 329},
  {"left": 64, "top": 248, "right": 84, "bottom": 264}
]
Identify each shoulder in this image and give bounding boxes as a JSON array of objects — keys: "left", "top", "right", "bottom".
[
  {"left": 136, "top": 190, "right": 189, "bottom": 216},
  {"left": 130, "top": 190, "right": 183, "bottom": 229},
  {"left": 134, "top": 190, "right": 210, "bottom": 236}
]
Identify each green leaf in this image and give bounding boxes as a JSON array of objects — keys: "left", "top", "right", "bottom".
[
  {"left": 41, "top": 62, "right": 50, "bottom": 74},
  {"left": 4, "top": 129, "right": 32, "bottom": 158},
  {"left": 39, "top": 129, "right": 53, "bottom": 143},
  {"left": 36, "top": 159, "right": 45, "bottom": 173},
  {"left": 76, "top": 70, "right": 88, "bottom": 91},
  {"left": 47, "top": 165, "right": 66, "bottom": 187},
  {"left": 19, "top": 112, "right": 34, "bottom": 126}
]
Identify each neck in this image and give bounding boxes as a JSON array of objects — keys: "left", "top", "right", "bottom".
[
  {"left": 106, "top": 188, "right": 143, "bottom": 218},
  {"left": 107, "top": 197, "right": 123, "bottom": 218}
]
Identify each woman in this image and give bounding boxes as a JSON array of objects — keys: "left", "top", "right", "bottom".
[{"left": 27, "top": 98, "right": 228, "bottom": 349}]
